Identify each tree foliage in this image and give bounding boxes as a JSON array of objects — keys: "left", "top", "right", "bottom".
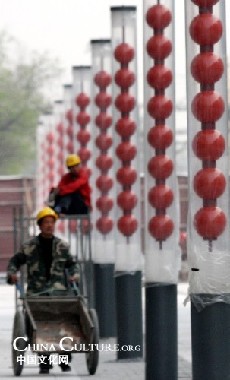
[{"left": 0, "top": 31, "right": 62, "bottom": 175}]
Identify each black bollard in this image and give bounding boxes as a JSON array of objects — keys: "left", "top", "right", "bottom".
[
  {"left": 115, "top": 271, "right": 143, "bottom": 359},
  {"left": 191, "top": 294, "right": 230, "bottom": 380},
  {"left": 145, "top": 283, "right": 178, "bottom": 380},
  {"left": 94, "top": 263, "right": 116, "bottom": 337}
]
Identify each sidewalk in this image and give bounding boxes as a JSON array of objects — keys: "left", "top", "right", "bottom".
[{"left": 0, "top": 283, "right": 191, "bottom": 379}]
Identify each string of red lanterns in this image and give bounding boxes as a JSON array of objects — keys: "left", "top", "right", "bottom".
[
  {"left": 145, "top": 3, "right": 174, "bottom": 249},
  {"left": 190, "top": 0, "right": 226, "bottom": 251},
  {"left": 94, "top": 69, "right": 114, "bottom": 235},
  {"left": 65, "top": 108, "right": 74, "bottom": 154},
  {"left": 114, "top": 39, "right": 138, "bottom": 238},
  {"left": 76, "top": 92, "right": 91, "bottom": 177}
]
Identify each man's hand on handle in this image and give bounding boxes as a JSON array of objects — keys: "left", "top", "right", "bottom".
[{"left": 7, "top": 273, "right": 18, "bottom": 285}]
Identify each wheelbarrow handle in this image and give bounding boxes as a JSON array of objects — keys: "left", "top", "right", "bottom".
[{"left": 16, "top": 282, "right": 24, "bottom": 299}]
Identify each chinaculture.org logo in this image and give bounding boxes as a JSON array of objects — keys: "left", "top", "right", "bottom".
[{"left": 13, "top": 336, "right": 141, "bottom": 365}]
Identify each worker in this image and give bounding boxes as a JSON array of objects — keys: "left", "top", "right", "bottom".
[
  {"left": 7, "top": 206, "right": 79, "bottom": 374},
  {"left": 50, "top": 154, "right": 91, "bottom": 216}
]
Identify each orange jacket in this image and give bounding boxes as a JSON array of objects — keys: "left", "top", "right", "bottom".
[{"left": 57, "top": 169, "right": 91, "bottom": 207}]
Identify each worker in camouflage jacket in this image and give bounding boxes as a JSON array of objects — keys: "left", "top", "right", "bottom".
[
  {"left": 7, "top": 206, "right": 80, "bottom": 295},
  {"left": 7, "top": 206, "right": 79, "bottom": 374}
]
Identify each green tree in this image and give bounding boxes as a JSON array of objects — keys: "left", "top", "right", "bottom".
[{"left": 0, "top": 31, "right": 62, "bottom": 175}]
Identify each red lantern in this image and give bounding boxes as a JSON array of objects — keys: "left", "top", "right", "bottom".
[
  {"left": 96, "top": 155, "right": 113, "bottom": 171},
  {"left": 66, "top": 124, "right": 74, "bottom": 136},
  {"left": 69, "top": 220, "right": 77, "bottom": 233},
  {"left": 57, "top": 137, "right": 64, "bottom": 149},
  {"left": 57, "top": 123, "right": 64, "bottom": 133},
  {"left": 194, "top": 207, "right": 226, "bottom": 239},
  {"left": 58, "top": 167, "right": 64, "bottom": 176},
  {"left": 191, "top": 52, "right": 224, "bottom": 85},
  {"left": 147, "top": 65, "right": 172, "bottom": 90},
  {"left": 117, "top": 191, "right": 137, "bottom": 212},
  {"left": 194, "top": 168, "right": 226, "bottom": 199},
  {"left": 116, "top": 142, "right": 137, "bottom": 162},
  {"left": 65, "top": 109, "right": 73, "bottom": 123},
  {"left": 116, "top": 167, "right": 137, "bottom": 186},
  {"left": 94, "top": 70, "right": 112, "bottom": 89},
  {"left": 148, "top": 125, "right": 173, "bottom": 150},
  {"left": 57, "top": 221, "right": 65, "bottom": 234},
  {"left": 192, "top": 129, "right": 225, "bottom": 160},
  {"left": 48, "top": 158, "right": 55, "bottom": 169},
  {"left": 115, "top": 93, "right": 135, "bottom": 113},
  {"left": 148, "top": 185, "right": 174, "bottom": 208},
  {"left": 76, "top": 111, "right": 90, "bottom": 126},
  {"left": 95, "top": 113, "right": 112, "bottom": 130},
  {"left": 146, "top": 35, "right": 172, "bottom": 60},
  {"left": 115, "top": 118, "right": 136, "bottom": 137},
  {"left": 96, "top": 216, "right": 113, "bottom": 234},
  {"left": 114, "top": 43, "right": 134, "bottom": 64},
  {"left": 115, "top": 68, "right": 135, "bottom": 89},
  {"left": 148, "top": 155, "right": 173, "bottom": 180},
  {"left": 81, "top": 218, "right": 91, "bottom": 234},
  {"left": 147, "top": 95, "right": 173, "bottom": 120},
  {"left": 76, "top": 93, "right": 90, "bottom": 108},
  {"left": 96, "top": 175, "right": 113, "bottom": 192},
  {"left": 146, "top": 4, "right": 172, "bottom": 29},
  {"left": 148, "top": 215, "right": 174, "bottom": 241},
  {"left": 192, "top": 91, "right": 224, "bottom": 123},
  {"left": 47, "top": 132, "right": 54, "bottom": 144},
  {"left": 95, "top": 92, "right": 112, "bottom": 108},
  {"left": 77, "top": 130, "right": 91, "bottom": 145},
  {"left": 78, "top": 147, "right": 91, "bottom": 162},
  {"left": 47, "top": 146, "right": 54, "bottom": 156},
  {"left": 96, "top": 135, "right": 112, "bottom": 151},
  {"left": 66, "top": 141, "right": 74, "bottom": 153},
  {"left": 57, "top": 151, "right": 64, "bottom": 161},
  {"left": 96, "top": 196, "right": 113, "bottom": 213},
  {"left": 189, "top": 13, "right": 222, "bottom": 46},
  {"left": 117, "top": 215, "right": 138, "bottom": 237}
]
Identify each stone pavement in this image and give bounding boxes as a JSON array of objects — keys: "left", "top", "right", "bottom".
[{"left": 0, "top": 282, "right": 191, "bottom": 379}]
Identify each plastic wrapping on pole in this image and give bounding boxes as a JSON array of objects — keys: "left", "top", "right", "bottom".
[
  {"left": 146, "top": 284, "right": 177, "bottom": 380},
  {"left": 115, "top": 271, "right": 143, "bottom": 359},
  {"left": 191, "top": 296, "right": 230, "bottom": 380},
  {"left": 94, "top": 263, "right": 116, "bottom": 337},
  {"left": 184, "top": 0, "right": 230, "bottom": 377}
]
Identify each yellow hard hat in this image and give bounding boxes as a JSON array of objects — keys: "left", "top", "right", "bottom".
[
  {"left": 65, "top": 154, "right": 81, "bottom": 168},
  {"left": 36, "top": 207, "right": 58, "bottom": 224}
]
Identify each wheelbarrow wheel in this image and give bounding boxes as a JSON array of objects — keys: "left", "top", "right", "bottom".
[
  {"left": 11, "top": 310, "right": 27, "bottom": 376},
  {"left": 86, "top": 308, "right": 99, "bottom": 375}
]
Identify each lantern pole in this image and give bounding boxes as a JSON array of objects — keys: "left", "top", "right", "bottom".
[
  {"left": 44, "top": 113, "right": 55, "bottom": 200},
  {"left": 63, "top": 84, "right": 73, "bottom": 156},
  {"left": 72, "top": 66, "right": 92, "bottom": 177},
  {"left": 111, "top": 6, "right": 143, "bottom": 359},
  {"left": 185, "top": 1, "right": 230, "bottom": 378},
  {"left": 54, "top": 100, "right": 66, "bottom": 236},
  {"left": 90, "top": 39, "right": 116, "bottom": 338},
  {"left": 143, "top": 1, "right": 179, "bottom": 379},
  {"left": 36, "top": 121, "right": 45, "bottom": 210},
  {"left": 72, "top": 65, "right": 94, "bottom": 308}
]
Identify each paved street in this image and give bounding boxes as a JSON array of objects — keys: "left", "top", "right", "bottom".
[{"left": 0, "top": 282, "right": 191, "bottom": 379}]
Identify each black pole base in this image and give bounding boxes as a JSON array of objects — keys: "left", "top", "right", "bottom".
[
  {"left": 145, "top": 283, "right": 178, "bottom": 380},
  {"left": 94, "top": 263, "right": 116, "bottom": 338},
  {"left": 191, "top": 294, "right": 230, "bottom": 380},
  {"left": 115, "top": 271, "right": 143, "bottom": 359}
]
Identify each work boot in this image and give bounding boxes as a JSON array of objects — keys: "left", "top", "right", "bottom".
[
  {"left": 39, "top": 366, "right": 49, "bottom": 374},
  {"left": 60, "top": 363, "right": 71, "bottom": 372}
]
